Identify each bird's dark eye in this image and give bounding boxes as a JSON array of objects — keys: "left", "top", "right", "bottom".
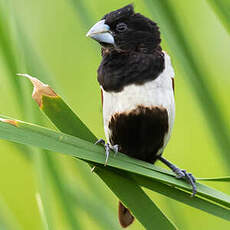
[{"left": 116, "top": 23, "right": 128, "bottom": 32}]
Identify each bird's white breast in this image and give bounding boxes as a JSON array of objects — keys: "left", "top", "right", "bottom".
[{"left": 101, "top": 52, "right": 175, "bottom": 153}]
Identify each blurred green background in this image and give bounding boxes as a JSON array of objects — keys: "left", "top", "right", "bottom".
[{"left": 0, "top": 0, "right": 230, "bottom": 229}]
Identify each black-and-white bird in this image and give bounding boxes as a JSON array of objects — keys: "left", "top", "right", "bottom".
[{"left": 87, "top": 4, "right": 196, "bottom": 228}]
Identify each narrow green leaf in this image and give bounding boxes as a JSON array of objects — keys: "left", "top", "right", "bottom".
[
  {"left": 1, "top": 116, "right": 230, "bottom": 217},
  {"left": 0, "top": 116, "right": 176, "bottom": 229},
  {"left": 133, "top": 174, "right": 230, "bottom": 222},
  {"left": 207, "top": 0, "right": 230, "bottom": 34},
  {"left": 95, "top": 167, "right": 176, "bottom": 230},
  {"left": 198, "top": 176, "right": 230, "bottom": 182},
  {"left": 42, "top": 96, "right": 96, "bottom": 143}
]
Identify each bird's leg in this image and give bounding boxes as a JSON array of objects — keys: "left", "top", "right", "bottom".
[
  {"left": 95, "top": 139, "right": 119, "bottom": 166},
  {"left": 158, "top": 156, "right": 197, "bottom": 196}
]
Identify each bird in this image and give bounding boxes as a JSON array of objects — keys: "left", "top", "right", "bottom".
[{"left": 86, "top": 4, "right": 196, "bottom": 228}]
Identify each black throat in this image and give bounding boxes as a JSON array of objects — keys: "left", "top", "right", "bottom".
[{"left": 97, "top": 46, "right": 165, "bottom": 92}]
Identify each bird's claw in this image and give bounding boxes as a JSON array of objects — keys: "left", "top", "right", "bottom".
[
  {"left": 175, "top": 169, "right": 197, "bottom": 196},
  {"left": 111, "top": 144, "right": 119, "bottom": 156},
  {"left": 157, "top": 156, "right": 197, "bottom": 197},
  {"left": 95, "top": 139, "right": 119, "bottom": 166},
  {"left": 95, "top": 138, "right": 105, "bottom": 145}
]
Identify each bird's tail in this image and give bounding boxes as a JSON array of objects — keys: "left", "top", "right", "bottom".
[{"left": 118, "top": 201, "right": 135, "bottom": 228}]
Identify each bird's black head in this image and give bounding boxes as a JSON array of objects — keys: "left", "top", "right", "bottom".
[{"left": 87, "top": 4, "right": 161, "bottom": 53}]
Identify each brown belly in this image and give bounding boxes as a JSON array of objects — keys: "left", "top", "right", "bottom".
[{"left": 108, "top": 105, "right": 169, "bottom": 163}]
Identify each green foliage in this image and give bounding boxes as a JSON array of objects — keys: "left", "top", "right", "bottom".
[
  {"left": 1, "top": 109, "right": 230, "bottom": 227},
  {"left": 207, "top": 0, "right": 230, "bottom": 34},
  {"left": 0, "top": 0, "right": 230, "bottom": 229}
]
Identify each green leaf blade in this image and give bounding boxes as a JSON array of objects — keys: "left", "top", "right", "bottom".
[
  {"left": 42, "top": 95, "right": 96, "bottom": 143},
  {"left": 95, "top": 167, "right": 177, "bottom": 230},
  {"left": 1, "top": 116, "right": 230, "bottom": 222}
]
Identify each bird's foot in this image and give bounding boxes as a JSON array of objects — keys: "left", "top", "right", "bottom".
[
  {"left": 158, "top": 156, "right": 197, "bottom": 196},
  {"left": 174, "top": 168, "right": 197, "bottom": 196},
  {"left": 95, "top": 139, "right": 119, "bottom": 166}
]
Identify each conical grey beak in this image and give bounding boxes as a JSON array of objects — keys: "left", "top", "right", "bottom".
[{"left": 86, "top": 20, "right": 114, "bottom": 45}]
